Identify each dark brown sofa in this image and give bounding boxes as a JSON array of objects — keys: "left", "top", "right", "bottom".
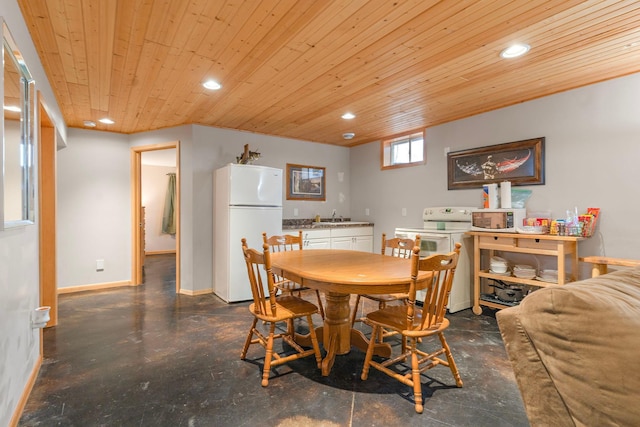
[{"left": 496, "top": 267, "right": 640, "bottom": 426}]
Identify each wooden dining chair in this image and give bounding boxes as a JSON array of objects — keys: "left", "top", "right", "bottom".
[
  {"left": 263, "top": 231, "right": 325, "bottom": 319},
  {"left": 351, "top": 233, "right": 420, "bottom": 340},
  {"left": 240, "top": 239, "right": 322, "bottom": 386},
  {"left": 360, "top": 243, "right": 463, "bottom": 414}
]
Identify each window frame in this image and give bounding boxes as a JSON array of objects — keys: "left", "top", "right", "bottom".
[{"left": 380, "top": 130, "right": 426, "bottom": 170}]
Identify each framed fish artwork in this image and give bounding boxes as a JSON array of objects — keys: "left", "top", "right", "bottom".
[{"left": 447, "top": 137, "right": 545, "bottom": 189}]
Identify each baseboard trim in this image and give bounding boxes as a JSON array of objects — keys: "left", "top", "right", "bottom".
[
  {"left": 58, "top": 280, "right": 132, "bottom": 294},
  {"left": 10, "top": 353, "right": 42, "bottom": 427},
  {"left": 179, "top": 288, "right": 213, "bottom": 296},
  {"left": 145, "top": 250, "right": 177, "bottom": 255}
]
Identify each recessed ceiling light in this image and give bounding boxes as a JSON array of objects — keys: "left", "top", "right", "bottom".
[
  {"left": 341, "top": 112, "right": 356, "bottom": 120},
  {"left": 99, "top": 118, "right": 114, "bottom": 124},
  {"left": 83, "top": 120, "right": 96, "bottom": 127},
  {"left": 500, "top": 43, "right": 530, "bottom": 58},
  {"left": 3, "top": 105, "right": 21, "bottom": 112},
  {"left": 343, "top": 132, "right": 355, "bottom": 140},
  {"left": 203, "top": 80, "right": 222, "bottom": 90}
]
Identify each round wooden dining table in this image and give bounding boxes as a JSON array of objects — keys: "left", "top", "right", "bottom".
[{"left": 270, "top": 249, "right": 428, "bottom": 376}]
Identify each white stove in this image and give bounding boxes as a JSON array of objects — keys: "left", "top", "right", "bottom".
[{"left": 395, "top": 207, "right": 475, "bottom": 313}]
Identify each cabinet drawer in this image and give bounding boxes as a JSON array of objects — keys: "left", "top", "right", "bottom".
[
  {"left": 331, "top": 226, "right": 373, "bottom": 238},
  {"left": 479, "top": 235, "right": 515, "bottom": 248},
  {"left": 303, "top": 229, "right": 330, "bottom": 240},
  {"left": 517, "top": 238, "right": 558, "bottom": 250}
]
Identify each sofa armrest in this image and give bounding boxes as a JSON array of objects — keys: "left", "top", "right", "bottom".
[{"left": 497, "top": 307, "right": 573, "bottom": 426}]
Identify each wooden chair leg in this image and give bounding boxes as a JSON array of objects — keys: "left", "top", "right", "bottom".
[
  {"left": 286, "top": 318, "right": 295, "bottom": 337},
  {"left": 262, "top": 322, "right": 277, "bottom": 387},
  {"left": 410, "top": 345, "right": 424, "bottom": 414},
  {"left": 241, "top": 317, "right": 258, "bottom": 359},
  {"left": 377, "top": 301, "right": 386, "bottom": 342},
  {"left": 351, "top": 295, "right": 362, "bottom": 326},
  {"left": 306, "top": 314, "right": 323, "bottom": 368},
  {"left": 439, "top": 332, "right": 463, "bottom": 387},
  {"left": 315, "top": 290, "right": 325, "bottom": 319},
  {"left": 360, "top": 324, "right": 378, "bottom": 380}
]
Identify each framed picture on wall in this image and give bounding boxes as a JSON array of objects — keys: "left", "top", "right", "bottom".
[
  {"left": 447, "top": 137, "right": 545, "bottom": 189},
  {"left": 286, "top": 163, "right": 326, "bottom": 201}
]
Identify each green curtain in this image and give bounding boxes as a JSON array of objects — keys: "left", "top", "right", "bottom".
[{"left": 162, "top": 173, "right": 176, "bottom": 235}]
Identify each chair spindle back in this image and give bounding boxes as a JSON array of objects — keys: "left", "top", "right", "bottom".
[
  {"left": 241, "top": 239, "right": 277, "bottom": 316},
  {"left": 381, "top": 232, "right": 421, "bottom": 259},
  {"left": 407, "top": 243, "right": 461, "bottom": 331},
  {"left": 263, "top": 230, "right": 303, "bottom": 253}
]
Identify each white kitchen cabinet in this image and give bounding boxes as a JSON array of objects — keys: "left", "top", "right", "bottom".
[
  {"left": 330, "top": 236, "right": 352, "bottom": 250},
  {"left": 297, "top": 226, "right": 374, "bottom": 252},
  {"left": 352, "top": 234, "right": 374, "bottom": 252},
  {"left": 330, "top": 227, "right": 373, "bottom": 252},
  {"left": 302, "top": 229, "right": 331, "bottom": 249}
]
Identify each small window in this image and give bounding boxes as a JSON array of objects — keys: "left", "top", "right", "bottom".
[{"left": 381, "top": 131, "right": 426, "bottom": 170}]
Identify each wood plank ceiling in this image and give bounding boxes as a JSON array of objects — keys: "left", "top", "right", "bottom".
[{"left": 17, "top": 0, "right": 640, "bottom": 146}]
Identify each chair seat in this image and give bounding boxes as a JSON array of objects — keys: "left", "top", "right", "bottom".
[
  {"left": 250, "top": 295, "right": 319, "bottom": 322},
  {"left": 276, "top": 280, "right": 312, "bottom": 292},
  {"left": 361, "top": 293, "right": 408, "bottom": 303},
  {"left": 365, "top": 305, "right": 450, "bottom": 337}
]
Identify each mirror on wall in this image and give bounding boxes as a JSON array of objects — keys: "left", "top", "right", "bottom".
[{"left": 1, "top": 17, "right": 35, "bottom": 229}]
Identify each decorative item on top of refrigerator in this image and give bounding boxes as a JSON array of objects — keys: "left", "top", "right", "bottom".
[{"left": 214, "top": 163, "right": 283, "bottom": 303}]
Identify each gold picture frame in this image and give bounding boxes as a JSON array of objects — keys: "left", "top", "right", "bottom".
[{"left": 286, "top": 163, "right": 326, "bottom": 201}]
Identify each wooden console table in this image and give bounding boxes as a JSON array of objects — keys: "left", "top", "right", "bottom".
[{"left": 467, "top": 231, "right": 582, "bottom": 315}]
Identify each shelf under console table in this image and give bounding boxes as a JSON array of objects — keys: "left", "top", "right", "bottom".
[{"left": 467, "top": 231, "right": 583, "bottom": 315}]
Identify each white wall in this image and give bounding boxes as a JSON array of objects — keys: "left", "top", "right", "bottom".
[
  {"left": 141, "top": 164, "right": 177, "bottom": 252},
  {"left": 57, "top": 73, "right": 640, "bottom": 298},
  {"left": 58, "top": 125, "right": 349, "bottom": 294},
  {"left": 193, "top": 125, "right": 350, "bottom": 292},
  {"left": 351, "top": 72, "right": 640, "bottom": 262},
  {"left": 0, "top": 0, "right": 67, "bottom": 424},
  {"left": 57, "top": 129, "right": 131, "bottom": 287}
]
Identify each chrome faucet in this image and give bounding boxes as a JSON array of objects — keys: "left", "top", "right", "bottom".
[{"left": 331, "top": 209, "right": 337, "bottom": 222}]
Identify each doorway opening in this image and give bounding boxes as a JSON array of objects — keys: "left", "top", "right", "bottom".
[{"left": 131, "top": 142, "right": 180, "bottom": 293}]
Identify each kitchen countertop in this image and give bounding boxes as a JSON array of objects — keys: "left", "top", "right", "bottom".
[{"left": 282, "top": 219, "right": 374, "bottom": 230}]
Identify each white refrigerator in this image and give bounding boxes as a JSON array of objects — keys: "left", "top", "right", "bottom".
[{"left": 214, "top": 163, "right": 283, "bottom": 302}]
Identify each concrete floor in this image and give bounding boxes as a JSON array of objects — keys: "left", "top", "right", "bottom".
[{"left": 20, "top": 254, "right": 529, "bottom": 426}]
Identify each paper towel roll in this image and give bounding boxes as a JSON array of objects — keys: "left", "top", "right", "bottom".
[
  {"left": 500, "top": 181, "right": 512, "bottom": 208},
  {"left": 488, "top": 183, "right": 499, "bottom": 209}
]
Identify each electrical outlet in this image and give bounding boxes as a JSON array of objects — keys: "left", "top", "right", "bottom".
[
  {"left": 402, "top": 208, "right": 407, "bottom": 216},
  {"left": 293, "top": 208, "right": 299, "bottom": 217},
  {"left": 444, "top": 146, "right": 450, "bottom": 157},
  {"left": 96, "top": 259, "right": 104, "bottom": 271},
  {"left": 365, "top": 208, "right": 370, "bottom": 216}
]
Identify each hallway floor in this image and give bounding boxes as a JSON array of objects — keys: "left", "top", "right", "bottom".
[{"left": 20, "top": 254, "right": 528, "bottom": 426}]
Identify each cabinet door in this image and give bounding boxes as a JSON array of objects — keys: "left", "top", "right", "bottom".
[
  {"left": 352, "top": 235, "right": 373, "bottom": 252},
  {"left": 331, "top": 236, "right": 352, "bottom": 250}
]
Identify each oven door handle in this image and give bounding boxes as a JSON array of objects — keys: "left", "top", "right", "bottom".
[{"left": 420, "top": 234, "right": 450, "bottom": 242}]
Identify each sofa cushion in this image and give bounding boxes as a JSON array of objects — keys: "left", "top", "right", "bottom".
[{"left": 514, "top": 267, "right": 640, "bottom": 426}]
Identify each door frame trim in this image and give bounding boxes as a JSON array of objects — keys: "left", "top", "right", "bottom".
[
  {"left": 38, "top": 91, "right": 57, "bottom": 328},
  {"left": 131, "top": 142, "right": 180, "bottom": 292}
]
